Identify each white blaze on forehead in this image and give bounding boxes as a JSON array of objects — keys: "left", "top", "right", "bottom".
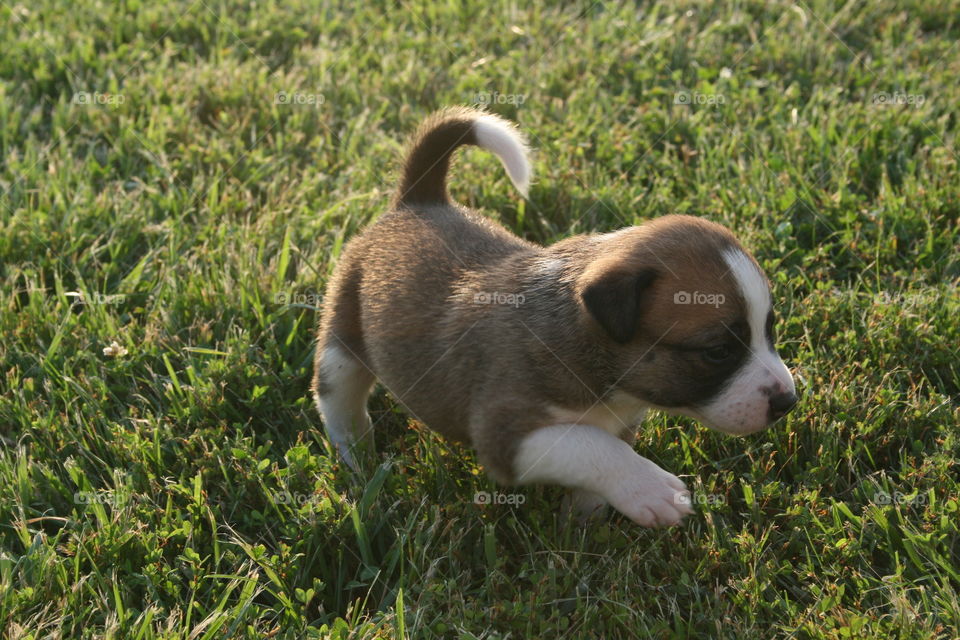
[{"left": 722, "top": 248, "right": 770, "bottom": 351}]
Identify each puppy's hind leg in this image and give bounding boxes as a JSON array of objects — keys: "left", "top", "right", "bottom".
[{"left": 313, "top": 343, "right": 376, "bottom": 471}]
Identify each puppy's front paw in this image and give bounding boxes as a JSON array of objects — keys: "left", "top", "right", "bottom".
[{"left": 606, "top": 465, "right": 693, "bottom": 527}]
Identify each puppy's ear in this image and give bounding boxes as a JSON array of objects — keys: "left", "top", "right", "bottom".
[{"left": 581, "top": 267, "right": 657, "bottom": 343}]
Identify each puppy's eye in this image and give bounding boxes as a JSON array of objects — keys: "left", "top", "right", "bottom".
[{"left": 703, "top": 345, "right": 734, "bottom": 364}]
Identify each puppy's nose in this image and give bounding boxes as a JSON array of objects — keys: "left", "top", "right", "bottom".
[{"left": 768, "top": 391, "right": 798, "bottom": 422}]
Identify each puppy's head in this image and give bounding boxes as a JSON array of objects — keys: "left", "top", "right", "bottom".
[{"left": 577, "top": 215, "right": 797, "bottom": 435}]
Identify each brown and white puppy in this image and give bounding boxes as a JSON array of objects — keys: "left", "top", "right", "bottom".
[{"left": 312, "top": 107, "right": 797, "bottom": 527}]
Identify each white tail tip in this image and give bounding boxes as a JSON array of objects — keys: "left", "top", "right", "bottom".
[{"left": 473, "top": 114, "right": 532, "bottom": 198}]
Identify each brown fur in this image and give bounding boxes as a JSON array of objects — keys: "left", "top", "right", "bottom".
[{"left": 395, "top": 106, "right": 479, "bottom": 206}]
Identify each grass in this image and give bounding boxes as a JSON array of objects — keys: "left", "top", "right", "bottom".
[{"left": 1, "top": 0, "right": 959, "bottom": 637}]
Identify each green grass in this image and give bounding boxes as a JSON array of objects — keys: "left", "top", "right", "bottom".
[{"left": 1, "top": 0, "right": 959, "bottom": 637}]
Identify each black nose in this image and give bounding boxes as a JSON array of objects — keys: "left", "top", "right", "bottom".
[{"left": 768, "top": 392, "right": 798, "bottom": 422}]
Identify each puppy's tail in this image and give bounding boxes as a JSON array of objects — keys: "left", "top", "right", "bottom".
[{"left": 395, "top": 107, "right": 531, "bottom": 206}]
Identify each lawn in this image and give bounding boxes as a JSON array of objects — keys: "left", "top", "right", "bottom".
[{"left": 1, "top": 0, "right": 959, "bottom": 638}]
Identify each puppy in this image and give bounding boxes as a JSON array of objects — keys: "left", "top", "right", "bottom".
[{"left": 312, "top": 107, "right": 797, "bottom": 527}]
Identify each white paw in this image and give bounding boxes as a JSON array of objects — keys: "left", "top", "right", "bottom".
[{"left": 605, "top": 464, "right": 693, "bottom": 527}]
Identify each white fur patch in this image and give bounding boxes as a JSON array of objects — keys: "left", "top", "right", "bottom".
[
  {"left": 533, "top": 256, "right": 565, "bottom": 276},
  {"left": 315, "top": 345, "right": 375, "bottom": 469},
  {"left": 474, "top": 114, "right": 531, "bottom": 197},
  {"left": 725, "top": 249, "right": 769, "bottom": 348}
]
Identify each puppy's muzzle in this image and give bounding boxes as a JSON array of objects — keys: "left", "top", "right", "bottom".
[{"left": 768, "top": 390, "right": 798, "bottom": 422}]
